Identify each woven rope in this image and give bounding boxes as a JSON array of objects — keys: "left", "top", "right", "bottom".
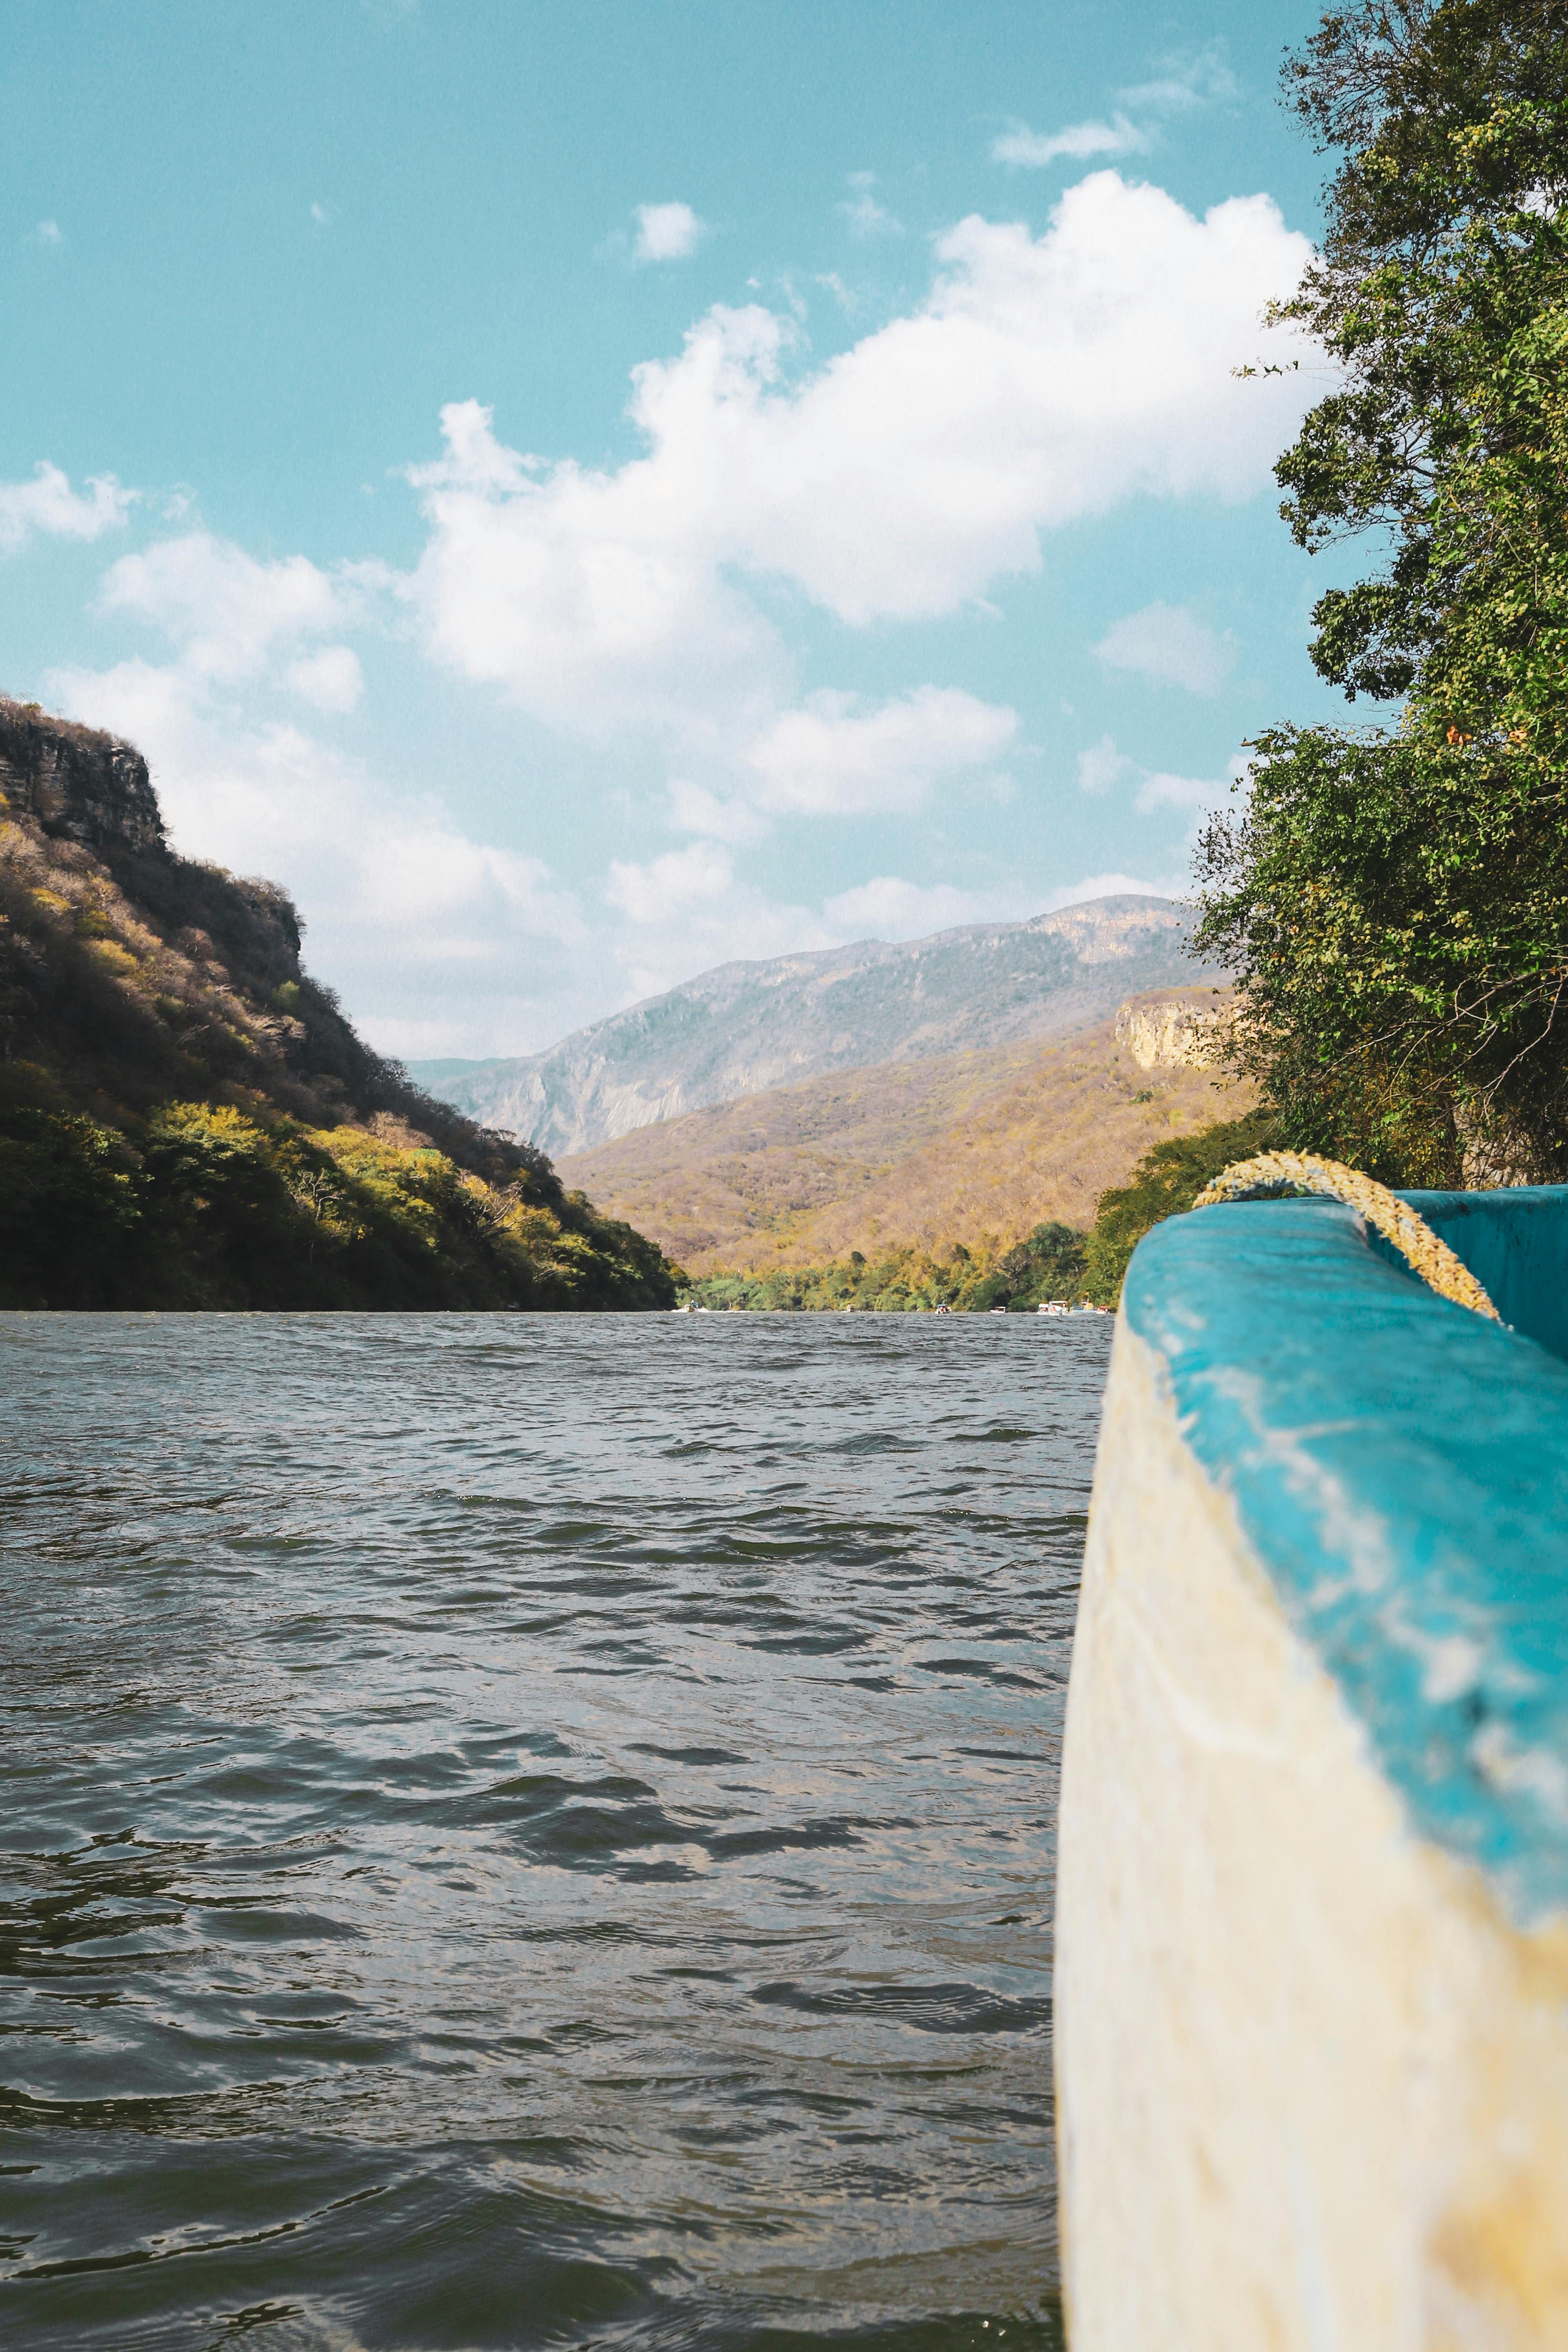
[{"left": 1191, "top": 1150, "right": 1501, "bottom": 1322}]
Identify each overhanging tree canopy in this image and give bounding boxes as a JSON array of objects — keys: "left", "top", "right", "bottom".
[{"left": 1195, "top": 0, "right": 1568, "bottom": 1184}]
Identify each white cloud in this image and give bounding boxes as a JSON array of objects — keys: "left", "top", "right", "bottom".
[
  {"left": 1076, "top": 733, "right": 1244, "bottom": 825},
  {"left": 1136, "top": 753, "right": 1245, "bottom": 816},
  {"left": 605, "top": 838, "right": 735, "bottom": 924},
  {"left": 633, "top": 201, "right": 703, "bottom": 263},
  {"left": 601, "top": 842, "right": 838, "bottom": 1003},
  {"left": 311, "top": 200, "right": 332, "bottom": 226},
  {"left": 814, "top": 270, "right": 858, "bottom": 314},
  {"left": 1121, "top": 46, "right": 1239, "bottom": 112},
  {"left": 0, "top": 462, "right": 135, "bottom": 556},
  {"left": 665, "top": 777, "right": 769, "bottom": 842},
  {"left": 1094, "top": 599, "right": 1236, "bottom": 694},
  {"left": 406, "top": 173, "right": 1313, "bottom": 750},
  {"left": 286, "top": 644, "right": 364, "bottom": 711},
  {"left": 992, "top": 115, "right": 1146, "bottom": 167},
  {"left": 35, "top": 218, "right": 64, "bottom": 246},
  {"left": 748, "top": 687, "right": 1017, "bottom": 816},
  {"left": 823, "top": 876, "right": 985, "bottom": 936},
  {"left": 97, "top": 531, "right": 375, "bottom": 681},
  {"left": 1136, "top": 770, "right": 1222, "bottom": 810},
  {"left": 1077, "top": 733, "right": 1136, "bottom": 795},
  {"left": 405, "top": 379, "right": 790, "bottom": 740},
  {"left": 993, "top": 44, "right": 1237, "bottom": 170},
  {"left": 1045, "top": 869, "right": 1190, "bottom": 909},
  {"left": 839, "top": 172, "right": 901, "bottom": 237}
]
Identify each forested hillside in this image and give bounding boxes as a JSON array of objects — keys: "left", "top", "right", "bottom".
[{"left": 0, "top": 698, "right": 679, "bottom": 1310}]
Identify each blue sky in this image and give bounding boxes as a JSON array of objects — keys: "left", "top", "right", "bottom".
[{"left": 2, "top": 0, "right": 1352, "bottom": 1057}]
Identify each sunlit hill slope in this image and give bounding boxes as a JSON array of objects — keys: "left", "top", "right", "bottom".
[{"left": 558, "top": 999, "right": 1255, "bottom": 1278}]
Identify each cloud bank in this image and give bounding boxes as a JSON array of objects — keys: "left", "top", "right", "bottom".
[
  {"left": 0, "top": 462, "right": 135, "bottom": 556},
  {"left": 407, "top": 172, "right": 1312, "bottom": 765},
  {"left": 38, "top": 166, "right": 1311, "bottom": 1051}
]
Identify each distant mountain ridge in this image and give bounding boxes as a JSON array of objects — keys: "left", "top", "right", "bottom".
[{"left": 409, "top": 895, "right": 1220, "bottom": 1155}]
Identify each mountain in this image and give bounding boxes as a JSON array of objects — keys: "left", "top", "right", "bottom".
[
  {"left": 0, "top": 697, "right": 677, "bottom": 1311},
  {"left": 555, "top": 994, "right": 1255, "bottom": 1277},
  {"left": 408, "top": 897, "right": 1222, "bottom": 1156}
]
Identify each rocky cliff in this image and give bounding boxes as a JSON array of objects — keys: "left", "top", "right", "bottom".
[
  {"left": 0, "top": 697, "right": 166, "bottom": 858},
  {"left": 0, "top": 693, "right": 467, "bottom": 1148},
  {"left": 1115, "top": 987, "right": 1235, "bottom": 1073},
  {"left": 413, "top": 897, "right": 1225, "bottom": 1156}
]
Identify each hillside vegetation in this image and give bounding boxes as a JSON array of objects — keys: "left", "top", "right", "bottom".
[
  {"left": 689, "top": 1220, "right": 1092, "bottom": 1315},
  {"left": 0, "top": 699, "right": 679, "bottom": 1311},
  {"left": 685, "top": 1109, "right": 1277, "bottom": 1314},
  {"left": 560, "top": 1007, "right": 1256, "bottom": 1279}
]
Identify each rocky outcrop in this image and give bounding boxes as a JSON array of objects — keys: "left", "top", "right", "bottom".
[
  {"left": 1115, "top": 989, "right": 1234, "bottom": 1073},
  {"left": 0, "top": 694, "right": 682, "bottom": 1312},
  {"left": 0, "top": 697, "right": 166, "bottom": 859}
]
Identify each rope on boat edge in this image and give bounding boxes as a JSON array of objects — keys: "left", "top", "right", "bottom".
[{"left": 1190, "top": 1150, "right": 1502, "bottom": 1322}]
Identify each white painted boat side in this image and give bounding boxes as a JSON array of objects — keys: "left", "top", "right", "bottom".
[{"left": 1056, "top": 1316, "right": 1568, "bottom": 2349}]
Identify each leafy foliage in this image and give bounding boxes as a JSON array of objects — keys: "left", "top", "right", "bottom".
[
  {"left": 1196, "top": 0, "right": 1568, "bottom": 1182},
  {"left": 975, "top": 1221, "right": 1090, "bottom": 1309},
  {"left": 0, "top": 1095, "right": 143, "bottom": 1307},
  {"left": 0, "top": 1074, "right": 680, "bottom": 1311},
  {"left": 1079, "top": 1109, "right": 1282, "bottom": 1308},
  {"left": 687, "top": 1221, "right": 1090, "bottom": 1314}
]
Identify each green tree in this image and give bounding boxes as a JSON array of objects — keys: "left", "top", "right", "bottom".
[
  {"left": 1081, "top": 1110, "right": 1280, "bottom": 1307},
  {"left": 974, "top": 1221, "right": 1090, "bottom": 1310},
  {"left": 1195, "top": 0, "right": 1568, "bottom": 1183},
  {"left": 0, "top": 1084, "right": 684, "bottom": 1312},
  {"left": 0, "top": 1083, "right": 143, "bottom": 1308}
]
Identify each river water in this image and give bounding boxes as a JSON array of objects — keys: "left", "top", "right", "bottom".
[{"left": 0, "top": 1312, "right": 1111, "bottom": 2351}]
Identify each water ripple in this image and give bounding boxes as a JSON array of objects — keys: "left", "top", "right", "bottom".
[{"left": 0, "top": 1311, "right": 1108, "bottom": 2349}]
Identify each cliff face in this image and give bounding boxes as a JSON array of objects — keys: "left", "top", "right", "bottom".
[
  {"left": 0, "top": 699, "right": 433, "bottom": 1145},
  {"left": 1115, "top": 989, "right": 1235, "bottom": 1073},
  {"left": 0, "top": 698, "right": 166, "bottom": 859}
]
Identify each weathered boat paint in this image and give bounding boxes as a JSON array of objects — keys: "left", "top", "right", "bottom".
[{"left": 1056, "top": 1189, "right": 1568, "bottom": 2349}]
